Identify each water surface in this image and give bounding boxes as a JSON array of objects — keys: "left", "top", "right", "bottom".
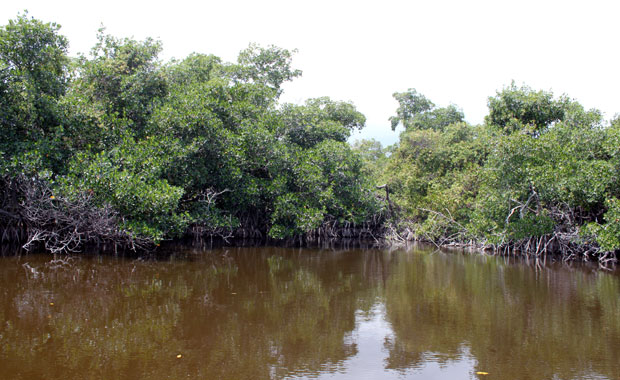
[{"left": 0, "top": 245, "right": 618, "bottom": 379}]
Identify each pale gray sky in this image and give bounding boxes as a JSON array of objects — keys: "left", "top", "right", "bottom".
[{"left": 2, "top": 0, "right": 619, "bottom": 145}]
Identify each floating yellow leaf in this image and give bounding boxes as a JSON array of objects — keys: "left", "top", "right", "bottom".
[
  {"left": 50, "top": 195, "right": 55, "bottom": 199},
  {"left": 49, "top": 302, "right": 54, "bottom": 306},
  {"left": 476, "top": 371, "right": 489, "bottom": 375},
  {"left": 176, "top": 354, "right": 182, "bottom": 359}
]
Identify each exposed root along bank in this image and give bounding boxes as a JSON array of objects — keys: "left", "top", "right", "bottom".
[{"left": 1, "top": 176, "right": 150, "bottom": 254}]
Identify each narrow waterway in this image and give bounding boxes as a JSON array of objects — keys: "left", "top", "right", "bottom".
[{"left": 0, "top": 245, "right": 618, "bottom": 379}]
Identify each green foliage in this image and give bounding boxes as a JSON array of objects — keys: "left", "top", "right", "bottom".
[
  {"left": 0, "top": 13, "right": 381, "bottom": 248},
  {"left": 389, "top": 89, "right": 463, "bottom": 132},
  {"left": 471, "top": 92, "right": 613, "bottom": 244},
  {"left": 234, "top": 43, "right": 302, "bottom": 97},
  {"left": 5, "top": 11, "right": 617, "bottom": 258},
  {"left": 69, "top": 29, "right": 168, "bottom": 144},
  {"left": 265, "top": 99, "right": 380, "bottom": 238},
  {"left": 166, "top": 53, "right": 223, "bottom": 86},
  {"left": 58, "top": 136, "right": 188, "bottom": 241},
  {"left": 351, "top": 139, "right": 391, "bottom": 183},
  {"left": 583, "top": 199, "right": 620, "bottom": 251},
  {"left": 384, "top": 85, "right": 619, "bottom": 258},
  {"left": 486, "top": 82, "right": 569, "bottom": 134},
  {"left": 0, "top": 12, "right": 69, "bottom": 170},
  {"left": 384, "top": 101, "right": 487, "bottom": 241},
  {"left": 268, "top": 139, "right": 380, "bottom": 238},
  {"left": 270, "top": 193, "right": 325, "bottom": 239},
  {"left": 281, "top": 97, "right": 365, "bottom": 148}
]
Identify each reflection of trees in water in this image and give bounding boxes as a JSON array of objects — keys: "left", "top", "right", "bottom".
[
  {"left": 383, "top": 252, "right": 620, "bottom": 380},
  {"left": 1, "top": 248, "right": 617, "bottom": 380},
  {"left": 0, "top": 247, "right": 389, "bottom": 380}
]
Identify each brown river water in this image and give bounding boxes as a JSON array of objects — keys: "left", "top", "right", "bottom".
[{"left": 0, "top": 244, "right": 618, "bottom": 380}]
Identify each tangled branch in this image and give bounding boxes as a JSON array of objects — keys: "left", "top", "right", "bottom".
[{"left": 1, "top": 175, "right": 150, "bottom": 253}]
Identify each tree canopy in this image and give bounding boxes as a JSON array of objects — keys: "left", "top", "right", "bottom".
[
  {"left": 0, "top": 13, "right": 382, "bottom": 251},
  {"left": 0, "top": 13, "right": 617, "bottom": 264},
  {"left": 382, "top": 85, "right": 619, "bottom": 263}
]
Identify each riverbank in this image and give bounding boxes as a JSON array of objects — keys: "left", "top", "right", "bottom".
[
  {"left": 3, "top": 219, "right": 617, "bottom": 271},
  {"left": 383, "top": 224, "right": 618, "bottom": 269}
]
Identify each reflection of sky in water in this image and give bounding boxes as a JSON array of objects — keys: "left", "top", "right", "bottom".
[
  {"left": 1, "top": 249, "right": 618, "bottom": 380},
  {"left": 285, "top": 303, "right": 477, "bottom": 380}
]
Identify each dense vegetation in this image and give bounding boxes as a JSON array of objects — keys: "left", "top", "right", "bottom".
[
  {"left": 0, "top": 14, "right": 383, "bottom": 252},
  {"left": 0, "top": 14, "right": 618, "bottom": 265},
  {"left": 367, "top": 84, "right": 620, "bottom": 265}
]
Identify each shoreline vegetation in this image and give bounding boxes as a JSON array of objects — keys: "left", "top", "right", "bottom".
[{"left": 0, "top": 13, "right": 618, "bottom": 268}]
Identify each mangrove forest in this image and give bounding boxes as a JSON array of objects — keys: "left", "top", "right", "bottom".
[{"left": 1, "top": 13, "right": 619, "bottom": 267}]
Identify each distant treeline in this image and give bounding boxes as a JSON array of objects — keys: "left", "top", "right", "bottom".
[{"left": 0, "top": 13, "right": 618, "bottom": 265}]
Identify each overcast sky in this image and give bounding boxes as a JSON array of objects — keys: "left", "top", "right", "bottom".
[{"left": 2, "top": 0, "right": 619, "bottom": 145}]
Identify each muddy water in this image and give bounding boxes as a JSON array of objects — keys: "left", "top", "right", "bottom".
[{"left": 0, "top": 246, "right": 618, "bottom": 380}]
